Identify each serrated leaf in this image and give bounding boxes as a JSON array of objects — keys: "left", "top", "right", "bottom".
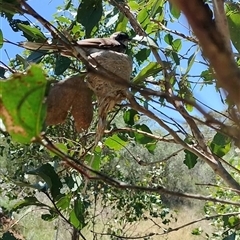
[
  {"left": 104, "top": 134, "right": 128, "bottom": 151},
  {"left": 134, "top": 62, "right": 162, "bottom": 84},
  {"left": 0, "top": 64, "right": 47, "bottom": 143},
  {"left": 183, "top": 150, "right": 198, "bottom": 169},
  {"left": 77, "top": 0, "right": 103, "bottom": 37}
]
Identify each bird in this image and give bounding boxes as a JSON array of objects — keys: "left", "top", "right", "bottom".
[{"left": 20, "top": 31, "right": 131, "bottom": 57}]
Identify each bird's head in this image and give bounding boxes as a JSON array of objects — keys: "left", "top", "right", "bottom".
[{"left": 110, "top": 32, "right": 131, "bottom": 47}]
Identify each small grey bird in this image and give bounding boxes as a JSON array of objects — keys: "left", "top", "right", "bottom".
[{"left": 20, "top": 32, "right": 131, "bottom": 57}]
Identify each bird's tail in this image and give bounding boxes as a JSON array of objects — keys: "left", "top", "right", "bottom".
[{"left": 19, "top": 41, "right": 62, "bottom": 52}]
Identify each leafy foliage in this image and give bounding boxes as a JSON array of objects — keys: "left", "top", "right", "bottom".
[{"left": 1, "top": 0, "right": 240, "bottom": 239}]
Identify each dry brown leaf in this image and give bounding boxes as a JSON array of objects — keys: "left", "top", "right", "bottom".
[
  {"left": 71, "top": 81, "right": 93, "bottom": 132},
  {"left": 46, "top": 75, "right": 93, "bottom": 132}
]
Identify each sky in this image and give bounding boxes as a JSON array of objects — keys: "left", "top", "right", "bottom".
[{"left": 0, "top": 0, "right": 227, "bottom": 128}]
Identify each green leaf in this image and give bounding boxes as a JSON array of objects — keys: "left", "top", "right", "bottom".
[
  {"left": 73, "top": 198, "right": 87, "bottom": 229},
  {"left": 149, "top": 0, "right": 164, "bottom": 19},
  {"left": 41, "top": 213, "right": 57, "bottom": 221},
  {"left": 169, "top": 2, "right": 181, "bottom": 19},
  {"left": 56, "top": 195, "right": 71, "bottom": 210},
  {"left": 226, "top": 4, "right": 240, "bottom": 53},
  {"left": 0, "top": 29, "right": 3, "bottom": 49},
  {"left": 104, "top": 134, "right": 128, "bottom": 151},
  {"left": 184, "top": 50, "right": 198, "bottom": 76},
  {"left": 171, "top": 51, "right": 180, "bottom": 65},
  {"left": 172, "top": 39, "right": 182, "bottom": 52},
  {"left": 164, "top": 34, "right": 173, "bottom": 45},
  {"left": 12, "top": 196, "right": 48, "bottom": 211},
  {"left": 2, "top": 231, "right": 18, "bottom": 240},
  {"left": 28, "top": 163, "right": 63, "bottom": 200},
  {"left": 134, "top": 124, "right": 155, "bottom": 144},
  {"left": 134, "top": 62, "right": 162, "bottom": 84},
  {"left": 0, "top": 66, "right": 6, "bottom": 78},
  {"left": 200, "top": 69, "right": 214, "bottom": 83},
  {"left": 69, "top": 208, "right": 80, "bottom": 228},
  {"left": 210, "top": 132, "right": 231, "bottom": 157},
  {"left": 135, "top": 48, "right": 151, "bottom": 63},
  {"left": 116, "top": 13, "right": 128, "bottom": 31},
  {"left": 77, "top": 0, "right": 103, "bottom": 37},
  {"left": 123, "top": 109, "right": 139, "bottom": 126},
  {"left": 137, "top": 8, "right": 149, "bottom": 28},
  {"left": 223, "top": 232, "right": 236, "bottom": 240},
  {"left": 54, "top": 56, "right": 72, "bottom": 75},
  {"left": 146, "top": 142, "right": 156, "bottom": 154},
  {"left": 0, "top": 64, "right": 47, "bottom": 143},
  {"left": 183, "top": 150, "right": 198, "bottom": 169},
  {"left": 26, "top": 51, "right": 45, "bottom": 63},
  {"left": 17, "top": 23, "right": 46, "bottom": 41},
  {"left": 128, "top": 1, "right": 139, "bottom": 10},
  {"left": 86, "top": 146, "right": 101, "bottom": 170}
]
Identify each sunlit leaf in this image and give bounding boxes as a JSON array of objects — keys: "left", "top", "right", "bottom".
[
  {"left": 134, "top": 124, "right": 155, "bottom": 144},
  {"left": 105, "top": 134, "right": 128, "bottom": 151},
  {"left": 226, "top": 3, "right": 240, "bottom": 53},
  {"left": 0, "top": 64, "right": 47, "bottom": 143},
  {"left": 17, "top": 23, "right": 46, "bottom": 41},
  {"left": 172, "top": 39, "right": 182, "bottom": 52},
  {"left": 137, "top": 8, "right": 149, "bottom": 28},
  {"left": 210, "top": 132, "right": 231, "bottom": 157},
  {"left": 134, "top": 62, "right": 162, "bottom": 84}
]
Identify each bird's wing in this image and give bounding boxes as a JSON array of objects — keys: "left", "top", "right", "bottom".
[{"left": 76, "top": 38, "right": 121, "bottom": 48}]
